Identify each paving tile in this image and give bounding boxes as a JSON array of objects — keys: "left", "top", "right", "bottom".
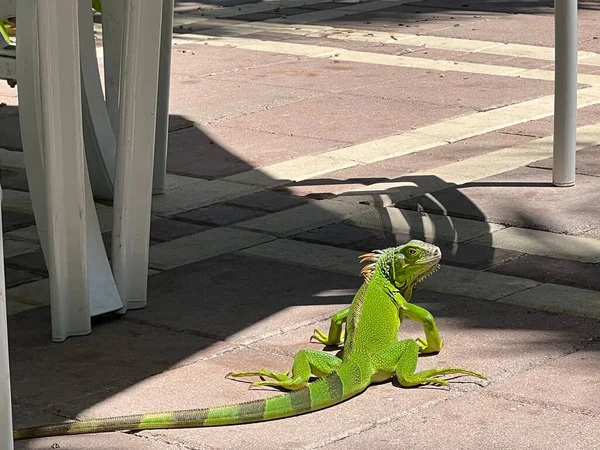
[
  {"left": 169, "top": 76, "right": 323, "bottom": 125},
  {"left": 135, "top": 253, "right": 362, "bottom": 344},
  {"left": 346, "top": 232, "right": 523, "bottom": 270},
  {"left": 235, "top": 199, "right": 368, "bottom": 237},
  {"left": 5, "top": 250, "right": 47, "bottom": 276},
  {"left": 431, "top": 239, "right": 523, "bottom": 270},
  {"left": 294, "top": 223, "right": 380, "bottom": 245},
  {"left": 239, "top": 238, "right": 364, "bottom": 276},
  {"left": 324, "top": 394, "right": 600, "bottom": 450},
  {"left": 217, "top": 91, "right": 470, "bottom": 143},
  {"left": 252, "top": 287, "right": 600, "bottom": 383},
  {"left": 15, "top": 432, "right": 185, "bottom": 450},
  {"left": 225, "top": 189, "right": 308, "bottom": 212},
  {"left": 175, "top": 203, "right": 266, "bottom": 226},
  {"left": 487, "top": 341, "right": 600, "bottom": 416},
  {"left": 169, "top": 114, "right": 343, "bottom": 181},
  {"left": 207, "top": 121, "right": 346, "bottom": 170},
  {"left": 500, "top": 283, "right": 600, "bottom": 320},
  {"left": 43, "top": 345, "right": 450, "bottom": 450},
  {"left": 419, "top": 264, "right": 539, "bottom": 301},
  {"left": 0, "top": 106, "right": 22, "bottom": 150},
  {"left": 168, "top": 113, "right": 195, "bottom": 132},
  {"left": 347, "top": 206, "right": 505, "bottom": 243},
  {"left": 500, "top": 102, "right": 600, "bottom": 138},
  {"left": 0, "top": 208, "right": 35, "bottom": 232},
  {"left": 305, "top": 131, "right": 534, "bottom": 184},
  {"left": 488, "top": 254, "right": 600, "bottom": 291},
  {"left": 6, "top": 299, "right": 41, "bottom": 316},
  {"left": 527, "top": 144, "right": 600, "bottom": 177},
  {"left": 0, "top": 168, "right": 28, "bottom": 191},
  {"left": 216, "top": 57, "right": 425, "bottom": 93},
  {"left": 427, "top": 12, "right": 600, "bottom": 47},
  {"left": 397, "top": 167, "right": 600, "bottom": 237},
  {"left": 150, "top": 217, "right": 210, "bottom": 242},
  {"left": 0, "top": 147, "right": 25, "bottom": 170},
  {"left": 167, "top": 124, "right": 255, "bottom": 179},
  {"left": 4, "top": 267, "right": 43, "bottom": 288},
  {"left": 8, "top": 306, "right": 230, "bottom": 418},
  {"left": 3, "top": 188, "right": 33, "bottom": 213},
  {"left": 320, "top": 5, "right": 493, "bottom": 32},
  {"left": 173, "top": 17, "right": 244, "bottom": 33},
  {"left": 351, "top": 69, "right": 556, "bottom": 111},
  {"left": 152, "top": 174, "right": 261, "bottom": 216},
  {"left": 470, "top": 227, "right": 600, "bottom": 263},
  {"left": 148, "top": 227, "right": 274, "bottom": 270}
]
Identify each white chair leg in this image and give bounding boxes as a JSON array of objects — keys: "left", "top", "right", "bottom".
[
  {"left": 111, "top": 0, "right": 163, "bottom": 312},
  {"left": 153, "top": 0, "right": 174, "bottom": 195},
  {"left": 15, "top": 0, "right": 49, "bottom": 260},
  {"left": 79, "top": 0, "right": 117, "bottom": 200},
  {"left": 0, "top": 188, "right": 14, "bottom": 449},
  {"left": 35, "top": 0, "right": 91, "bottom": 342},
  {"left": 101, "top": 0, "right": 125, "bottom": 137}
]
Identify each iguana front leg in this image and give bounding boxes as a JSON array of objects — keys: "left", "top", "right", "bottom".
[
  {"left": 311, "top": 307, "right": 349, "bottom": 346},
  {"left": 400, "top": 301, "right": 443, "bottom": 354},
  {"left": 228, "top": 349, "right": 342, "bottom": 391}
]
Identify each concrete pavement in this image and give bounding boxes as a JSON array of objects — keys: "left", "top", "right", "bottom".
[{"left": 1, "top": 0, "right": 600, "bottom": 448}]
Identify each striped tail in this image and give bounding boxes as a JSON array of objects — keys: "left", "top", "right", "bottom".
[{"left": 14, "top": 365, "right": 367, "bottom": 440}]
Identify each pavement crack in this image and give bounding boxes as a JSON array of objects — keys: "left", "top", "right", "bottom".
[{"left": 482, "top": 390, "right": 599, "bottom": 419}]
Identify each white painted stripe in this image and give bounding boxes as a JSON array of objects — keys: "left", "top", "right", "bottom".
[
  {"left": 275, "top": 27, "right": 600, "bottom": 66},
  {"left": 340, "top": 120, "right": 600, "bottom": 206},
  {"left": 238, "top": 238, "right": 363, "bottom": 275},
  {"left": 172, "top": 2, "right": 600, "bottom": 68},
  {"left": 148, "top": 227, "right": 275, "bottom": 270},
  {"left": 345, "top": 208, "right": 506, "bottom": 243},
  {"left": 173, "top": 0, "right": 331, "bottom": 25},
  {"left": 232, "top": 122, "right": 600, "bottom": 239},
  {"left": 173, "top": 35, "right": 600, "bottom": 86},
  {"left": 227, "top": 88, "right": 600, "bottom": 195},
  {"left": 468, "top": 227, "right": 600, "bottom": 264},
  {"left": 237, "top": 238, "right": 540, "bottom": 300},
  {"left": 500, "top": 284, "right": 600, "bottom": 320},
  {"left": 237, "top": 238, "right": 599, "bottom": 320},
  {"left": 151, "top": 174, "right": 262, "bottom": 217}
]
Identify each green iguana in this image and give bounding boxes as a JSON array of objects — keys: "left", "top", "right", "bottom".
[{"left": 14, "top": 240, "right": 484, "bottom": 441}]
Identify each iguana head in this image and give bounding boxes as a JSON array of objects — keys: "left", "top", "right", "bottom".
[{"left": 359, "top": 240, "right": 441, "bottom": 301}]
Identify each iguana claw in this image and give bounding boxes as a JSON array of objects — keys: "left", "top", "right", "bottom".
[
  {"left": 416, "top": 337, "right": 443, "bottom": 354},
  {"left": 311, "top": 328, "right": 345, "bottom": 346}
]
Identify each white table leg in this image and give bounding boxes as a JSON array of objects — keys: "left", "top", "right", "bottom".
[
  {"left": 112, "top": 0, "right": 163, "bottom": 312},
  {"left": 0, "top": 189, "right": 13, "bottom": 450},
  {"left": 153, "top": 0, "right": 174, "bottom": 195}
]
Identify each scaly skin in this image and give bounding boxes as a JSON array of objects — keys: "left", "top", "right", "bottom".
[
  {"left": 13, "top": 240, "right": 484, "bottom": 441},
  {"left": 313, "top": 240, "right": 444, "bottom": 353}
]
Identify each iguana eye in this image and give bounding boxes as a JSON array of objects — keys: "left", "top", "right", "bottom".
[{"left": 406, "top": 248, "right": 418, "bottom": 257}]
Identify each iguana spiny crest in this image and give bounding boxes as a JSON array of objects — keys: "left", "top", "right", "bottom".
[{"left": 359, "top": 240, "right": 441, "bottom": 301}]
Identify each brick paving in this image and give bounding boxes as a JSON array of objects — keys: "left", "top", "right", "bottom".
[{"left": 4, "top": 1, "right": 600, "bottom": 449}]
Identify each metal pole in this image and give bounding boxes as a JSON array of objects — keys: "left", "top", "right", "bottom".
[{"left": 552, "top": 0, "right": 578, "bottom": 187}]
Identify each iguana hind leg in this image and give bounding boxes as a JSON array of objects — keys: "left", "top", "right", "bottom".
[
  {"left": 229, "top": 349, "right": 342, "bottom": 391},
  {"left": 374, "top": 339, "right": 485, "bottom": 387},
  {"left": 311, "top": 307, "right": 349, "bottom": 346}
]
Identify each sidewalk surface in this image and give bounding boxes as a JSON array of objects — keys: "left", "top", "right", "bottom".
[{"left": 2, "top": 1, "right": 600, "bottom": 449}]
